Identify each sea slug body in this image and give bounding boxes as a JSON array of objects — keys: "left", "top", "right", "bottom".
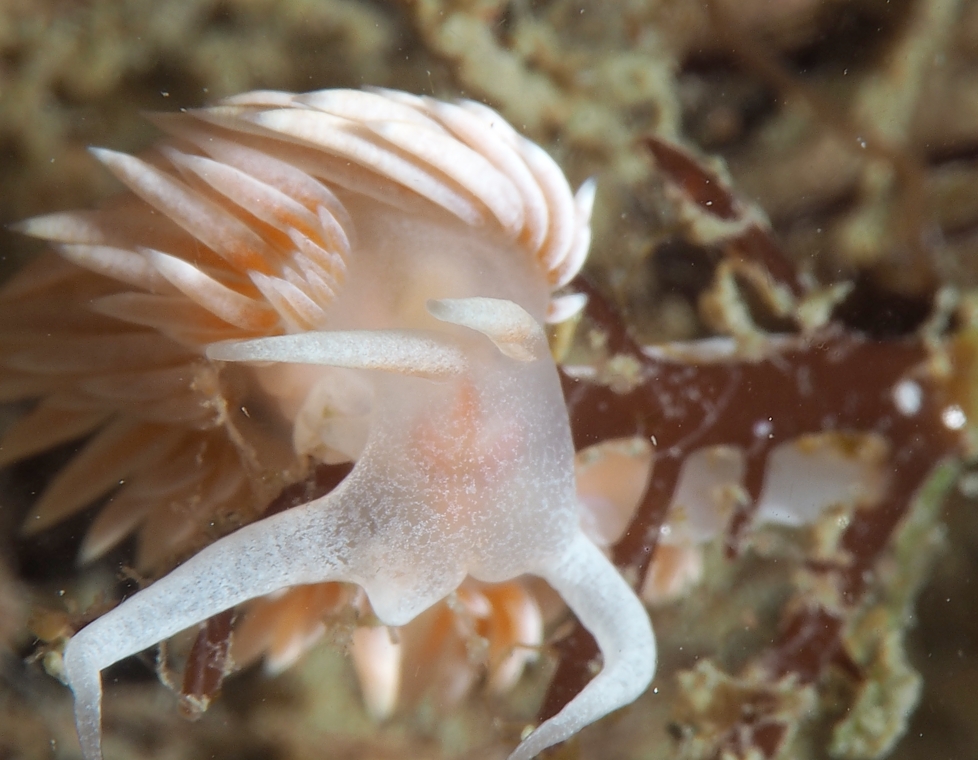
[{"left": 4, "top": 88, "right": 656, "bottom": 759}]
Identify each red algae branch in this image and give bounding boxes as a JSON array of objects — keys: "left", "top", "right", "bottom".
[{"left": 542, "top": 138, "right": 974, "bottom": 759}]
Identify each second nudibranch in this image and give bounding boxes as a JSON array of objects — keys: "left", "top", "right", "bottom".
[{"left": 18, "top": 88, "right": 656, "bottom": 759}]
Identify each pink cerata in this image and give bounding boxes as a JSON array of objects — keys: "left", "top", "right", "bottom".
[{"left": 10, "top": 88, "right": 656, "bottom": 758}]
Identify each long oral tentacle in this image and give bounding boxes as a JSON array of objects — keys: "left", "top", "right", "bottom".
[
  {"left": 63, "top": 492, "right": 356, "bottom": 760},
  {"left": 510, "top": 532, "right": 656, "bottom": 760},
  {"left": 206, "top": 328, "right": 467, "bottom": 380}
]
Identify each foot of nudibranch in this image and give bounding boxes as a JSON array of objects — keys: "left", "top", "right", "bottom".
[{"left": 508, "top": 533, "right": 656, "bottom": 760}]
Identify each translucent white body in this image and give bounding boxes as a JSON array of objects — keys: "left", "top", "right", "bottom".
[{"left": 47, "top": 101, "right": 657, "bottom": 760}]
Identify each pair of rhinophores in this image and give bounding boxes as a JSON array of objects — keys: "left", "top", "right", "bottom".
[{"left": 4, "top": 88, "right": 656, "bottom": 758}]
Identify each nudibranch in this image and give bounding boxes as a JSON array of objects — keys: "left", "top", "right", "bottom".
[{"left": 3, "top": 88, "right": 655, "bottom": 758}]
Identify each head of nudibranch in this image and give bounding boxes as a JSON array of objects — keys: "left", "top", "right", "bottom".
[{"left": 4, "top": 87, "right": 655, "bottom": 759}]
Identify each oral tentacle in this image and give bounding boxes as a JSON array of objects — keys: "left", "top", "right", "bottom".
[
  {"left": 64, "top": 492, "right": 359, "bottom": 760},
  {"left": 206, "top": 328, "right": 468, "bottom": 380},
  {"left": 510, "top": 532, "right": 656, "bottom": 760},
  {"left": 427, "top": 297, "right": 549, "bottom": 362}
]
